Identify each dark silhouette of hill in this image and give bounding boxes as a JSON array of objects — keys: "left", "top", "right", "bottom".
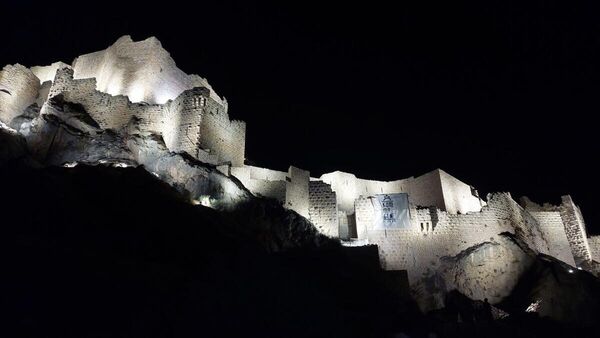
[{"left": 0, "top": 163, "right": 420, "bottom": 338}]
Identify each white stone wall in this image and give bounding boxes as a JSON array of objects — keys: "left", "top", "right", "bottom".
[
  {"left": 69, "top": 35, "right": 224, "bottom": 105},
  {"left": 12, "top": 35, "right": 591, "bottom": 289},
  {"left": 308, "top": 181, "right": 339, "bottom": 237},
  {"left": 320, "top": 169, "right": 483, "bottom": 220},
  {"left": 355, "top": 193, "right": 553, "bottom": 285},
  {"left": 438, "top": 169, "right": 484, "bottom": 214},
  {"left": 406, "top": 170, "right": 446, "bottom": 210},
  {"left": 588, "top": 236, "right": 600, "bottom": 262},
  {"left": 529, "top": 211, "right": 576, "bottom": 265},
  {"left": 198, "top": 96, "right": 246, "bottom": 166},
  {"left": 286, "top": 166, "right": 310, "bottom": 218},
  {"left": 338, "top": 210, "right": 350, "bottom": 239},
  {"left": 559, "top": 195, "right": 592, "bottom": 265},
  {"left": 230, "top": 165, "right": 287, "bottom": 201},
  {"left": 26, "top": 36, "right": 245, "bottom": 166},
  {"left": 31, "top": 62, "right": 70, "bottom": 83},
  {"left": 45, "top": 67, "right": 242, "bottom": 164},
  {"left": 0, "top": 64, "right": 40, "bottom": 123}
]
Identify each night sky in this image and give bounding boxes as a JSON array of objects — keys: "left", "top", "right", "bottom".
[{"left": 3, "top": 1, "right": 598, "bottom": 233}]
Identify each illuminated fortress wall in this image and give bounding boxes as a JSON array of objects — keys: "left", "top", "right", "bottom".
[
  {"left": 26, "top": 36, "right": 246, "bottom": 166},
  {"left": 317, "top": 169, "right": 483, "bottom": 239},
  {"left": 308, "top": 181, "right": 339, "bottom": 237},
  {"left": 558, "top": 195, "right": 593, "bottom": 265},
  {"left": 354, "top": 192, "right": 577, "bottom": 301},
  {"left": 529, "top": 211, "right": 577, "bottom": 264},
  {"left": 230, "top": 165, "right": 288, "bottom": 201},
  {"left": 4, "top": 35, "right": 597, "bottom": 289},
  {"left": 232, "top": 164, "right": 593, "bottom": 279},
  {"left": 0, "top": 64, "right": 40, "bottom": 123},
  {"left": 589, "top": 236, "right": 600, "bottom": 263},
  {"left": 69, "top": 35, "right": 224, "bottom": 105},
  {"left": 46, "top": 67, "right": 206, "bottom": 157},
  {"left": 320, "top": 169, "right": 482, "bottom": 216}
]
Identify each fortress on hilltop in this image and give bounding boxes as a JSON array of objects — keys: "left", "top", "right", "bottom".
[{"left": 2, "top": 36, "right": 599, "bottom": 295}]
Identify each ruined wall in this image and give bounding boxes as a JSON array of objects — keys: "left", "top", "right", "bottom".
[
  {"left": 198, "top": 96, "right": 245, "bottom": 166},
  {"left": 529, "top": 211, "right": 576, "bottom": 265},
  {"left": 286, "top": 166, "right": 310, "bottom": 218},
  {"left": 356, "top": 193, "right": 552, "bottom": 288},
  {"left": 26, "top": 36, "right": 246, "bottom": 165},
  {"left": 230, "top": 165, "right": 287, "bottom": 201},
  {"left": 588, "top": 236, "right": 600, "bottom": 262},
  {"left": 406, "top": 169, "right": 446, "bottom": 210},
  {"left": 559, "top": 195, "right": 592, "bottom": 265},
  {"left": 438, "top": 169, "right": 483, "bottom": 214},
  {"left": 338, "top": 211, "right": 350, "bottom": 239},
  {"left": 162, "top": 88, "right": 205, "bottom": 156},
  {"left": 31, "top": 62, "right": 71, "bottom": 84},
  {"left": 48, "top": 67, "right": 134, "bottom": 130},
  {"left": 45, "top": 67, "right": 242, "bottom": 162},
  {"left": 70, "top": 35, "right": 224, "bottom": 105},
  {"left": 308, "top": 181, "right": 339, "bottom": 237},
  {"left": 0, "top": 64, "right": 40, "bottom": 123},
  {"left": 320, "top": 169, "right": 484, "bottom": 240}
]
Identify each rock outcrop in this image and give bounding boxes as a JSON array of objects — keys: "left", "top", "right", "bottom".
[{"left": 2, "top": 85, "right": 326, "bottom": 252}]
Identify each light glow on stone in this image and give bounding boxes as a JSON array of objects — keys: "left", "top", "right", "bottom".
[
  {"left": 525, "top": 299, "right": 541, "bottom": 313},
  {"left": 63, "top": 162, "right": 78, "bottom": 168},
  {"left": 113, "top": 162, "right": 132, "bottom": 168},
  {"left": 200, "top": 195, "right": 212, "bottom": 207},
  {"left": 341, "top": 239, "right": 369, "bottom": 247},
  {"left": 128, "top": 83, "right": 146, "bottom": 103},
  {"left": 0, "top": 121, "right": 18, "bottom": 134},
  {"left": 191, "top": 195, "right": 212, "bottom": 207}
]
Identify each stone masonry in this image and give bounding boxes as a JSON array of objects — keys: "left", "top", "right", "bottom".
[{"left": 3, "top": 35, "right": 596, "bottom": 303}]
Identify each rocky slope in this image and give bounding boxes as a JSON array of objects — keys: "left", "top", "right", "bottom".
[{"left": 0, "top": 157, "right": 422, "bottom": 337}]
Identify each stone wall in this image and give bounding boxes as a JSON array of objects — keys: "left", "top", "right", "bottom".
[
  {"left": 286, "top": 166, "right": 310, "bottom": 218},
  {"left": 320, "top": 169, "right": 483, "bottom": 220},
  {"left": 163, "top": 88, "right": 205, "bottom": 156},
  {"left": 0, "top": 64, "right": 40, "bottom": 124},
  {"left": 198, "top": 95, "right": 245, "bottom": 166},
  {"left": 31, "top": 62, "right": 70, "bottom": 83},
  {"left": 230, "top": 165, "right": 287, "bottom": 201},
  {"left": 529, "top": 211, "right": 576, "bottom": 265},
  {"left": 308, "top": 181, "right": 339, "bottom": 237},
  {"left": 45, "top": 67, "right": 242, "bottom": 164},
  {"left": 232, "top": 165, "right": 311, "bottom": 219},
  {"left": 69, "top": 35, "right": 224, "bottom": 105},
  {"left": 589, "top": 236, "right": 600, "bottom": 262},
  {"left": 48, "top": 67, "right": 134, "bottom": 130},
  {"left": 559, "top": 195, "right": 592, "bottom": 265},
  {"left": 338, "top": 211, "right": 350, "bottom": 239},
  {"left": 27, "top": 36, "right": 245, "bottom": 166},
  {"left": 356, "top": 193, "right": 553, "bottom": 286},
  {"left": 438, "top": 169, "right": 483, "bottom": 214},
  {"left": 406, "top": 170, "right": 445, "bottom": 210},
  {"left": 318, "top": 169, "right": 485, "bottom": 241}
]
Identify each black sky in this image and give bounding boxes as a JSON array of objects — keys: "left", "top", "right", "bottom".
[{"left": 3, "top": 0, "right": 599, "bottom": 233}]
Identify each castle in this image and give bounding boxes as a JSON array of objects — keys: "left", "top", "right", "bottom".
[{"left": 2, "top": 36, "right": 599, "bottom": 299}]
